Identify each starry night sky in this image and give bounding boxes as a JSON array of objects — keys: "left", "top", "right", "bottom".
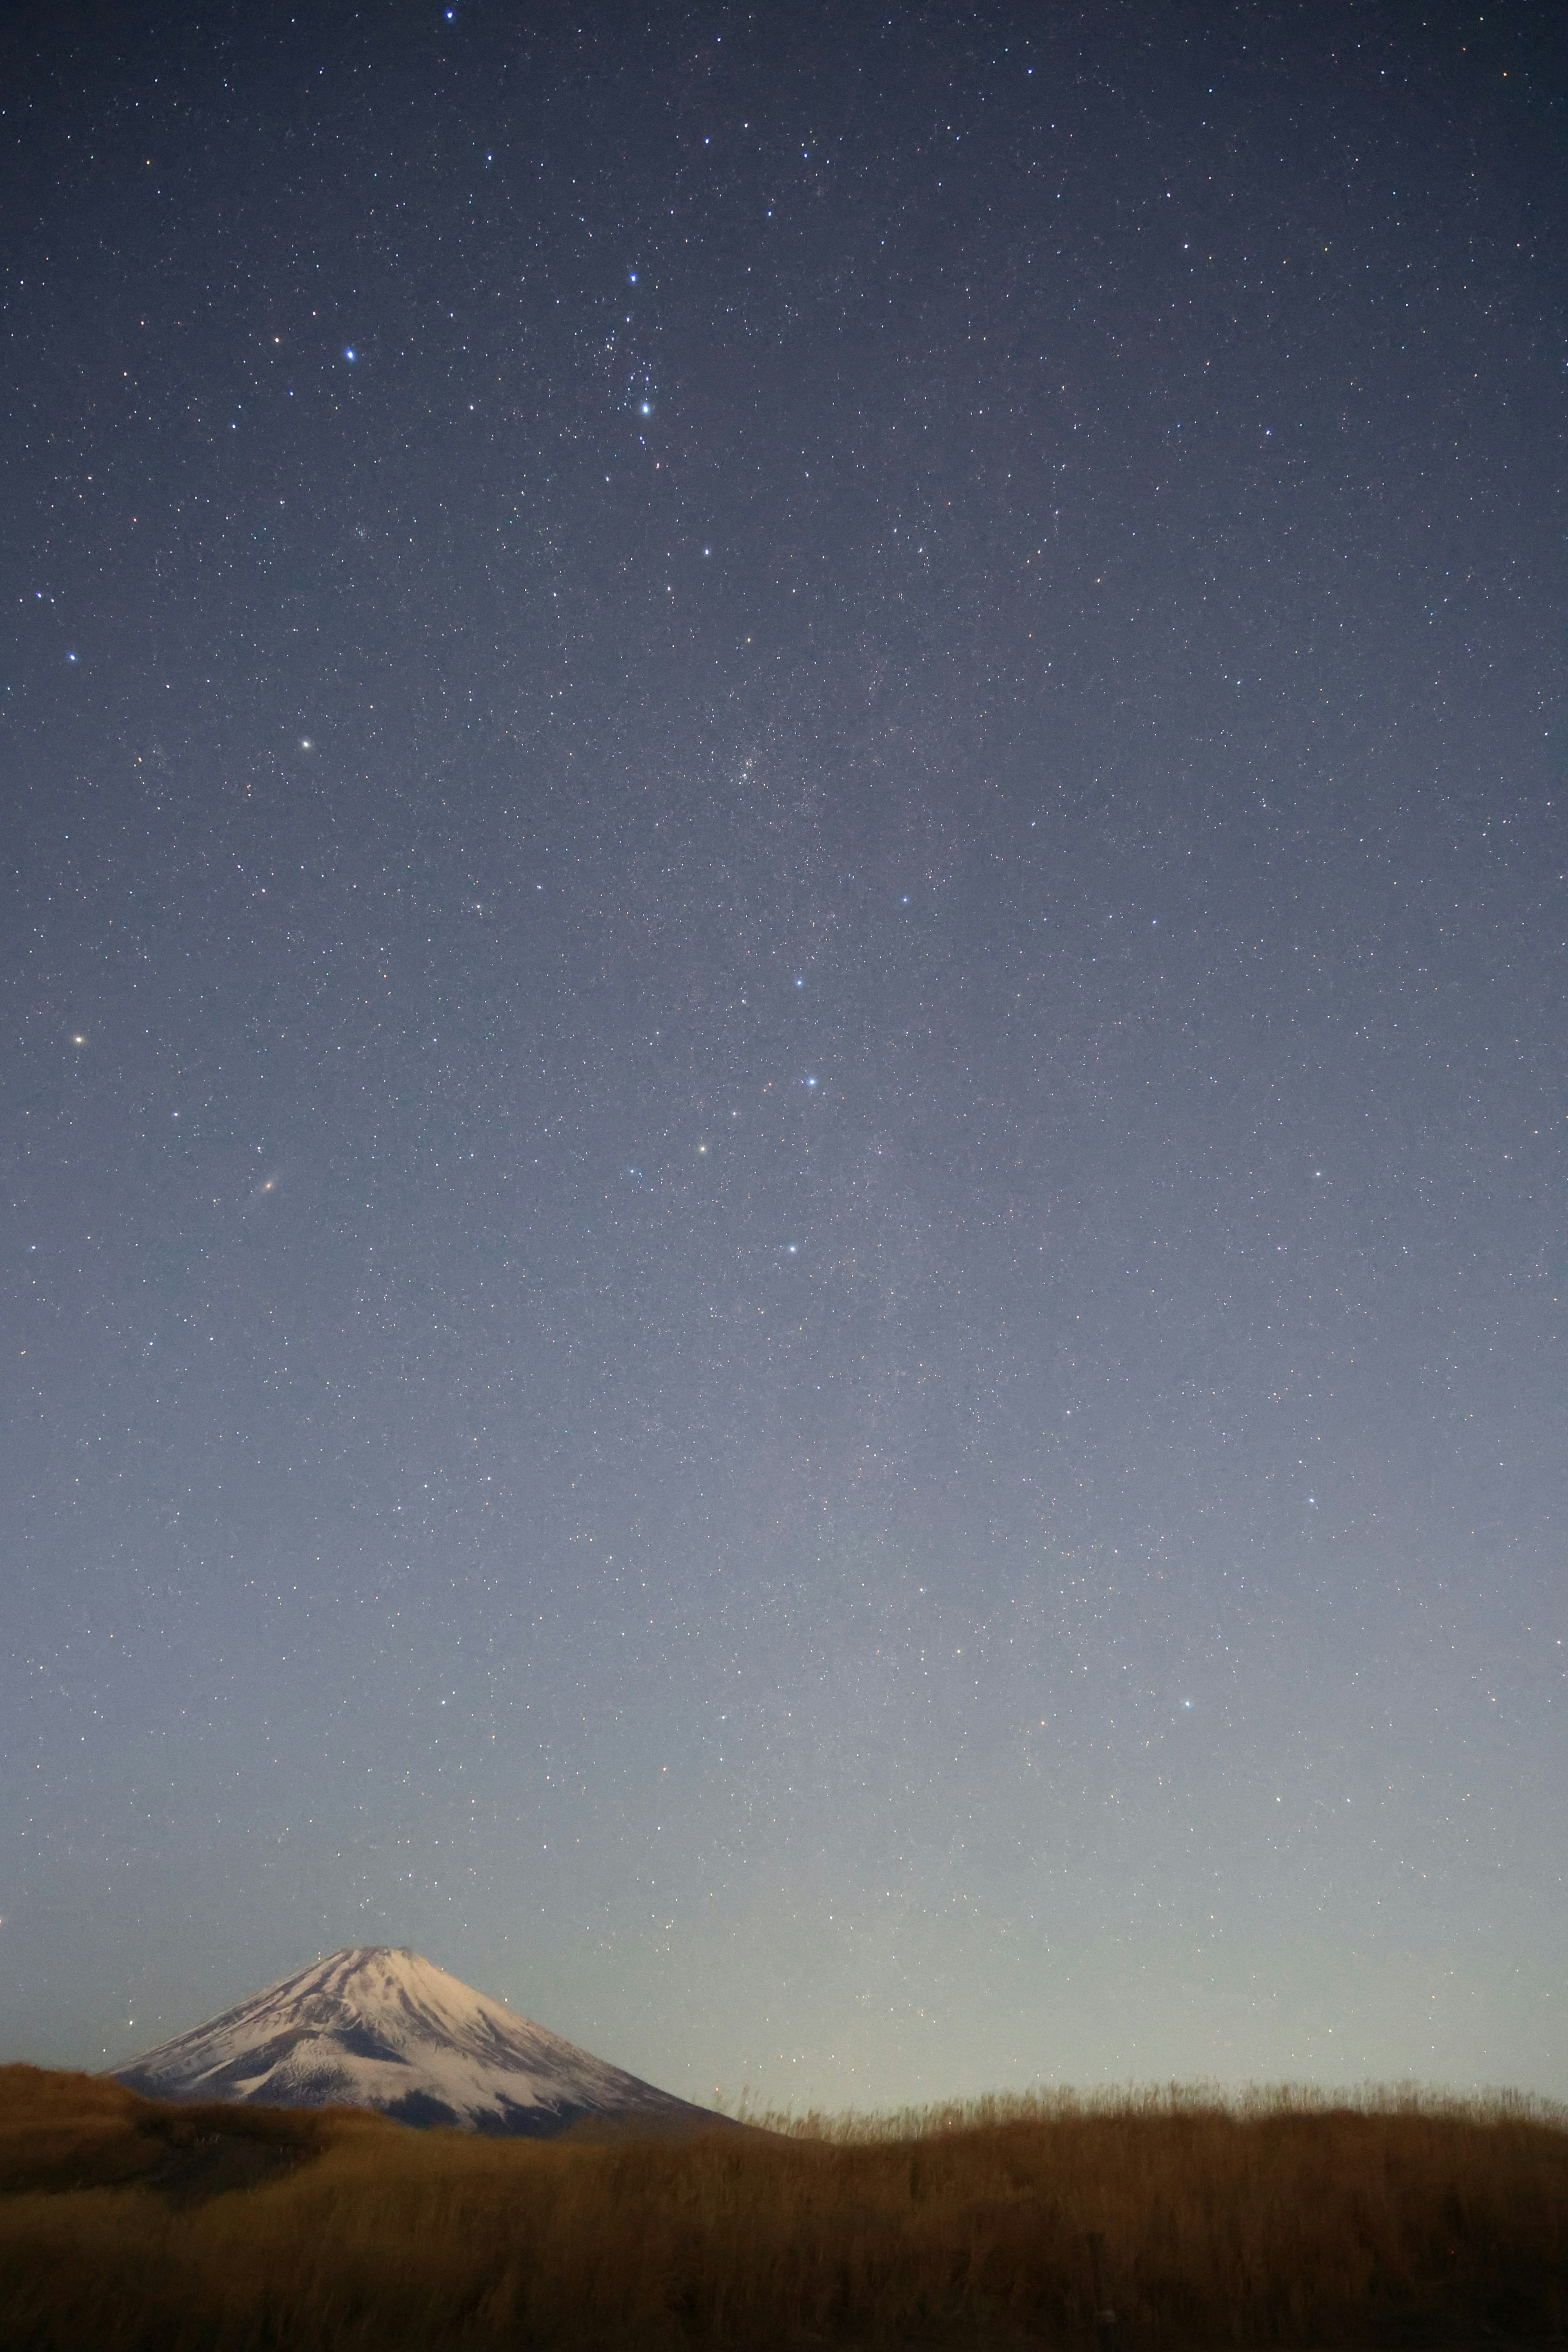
[{"left": 2, "top": 2, "right": 1564, "bottom": 2106}]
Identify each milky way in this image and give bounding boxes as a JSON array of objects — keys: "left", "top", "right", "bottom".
[{"left": 2, "top": 4, "right": 1563, "bottom": 2104}]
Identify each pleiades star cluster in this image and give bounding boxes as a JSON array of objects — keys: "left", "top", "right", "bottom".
[{"left": 1, "top": 2, "right": 1563, "bottom": 2105}]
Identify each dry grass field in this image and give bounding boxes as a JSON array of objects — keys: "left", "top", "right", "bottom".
[{"left": 1, "top": 2062, "right": 1564, "bottom": 2350}]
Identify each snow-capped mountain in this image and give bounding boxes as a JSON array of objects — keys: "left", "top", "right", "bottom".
[{"left": 111, "top": 1946, "right": 726, "bottom": 2137}]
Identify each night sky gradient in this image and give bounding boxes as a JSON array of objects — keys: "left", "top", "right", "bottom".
[{"left": 2, "top": 1, "right": 1564, "bottom": 2107}]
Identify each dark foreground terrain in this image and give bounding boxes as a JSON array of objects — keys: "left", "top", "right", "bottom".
[{"left": 1, "top": 2063, "right": 1564, "bottom": 2349}]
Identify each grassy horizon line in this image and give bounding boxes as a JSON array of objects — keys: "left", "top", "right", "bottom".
[{"left": 706, "top": 2074, "right": 1568, "bottom": 2140}]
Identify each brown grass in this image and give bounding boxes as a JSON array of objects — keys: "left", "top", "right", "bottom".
[{"left": 1, "top": 2063, "right": 1565, "bottom": 2350}]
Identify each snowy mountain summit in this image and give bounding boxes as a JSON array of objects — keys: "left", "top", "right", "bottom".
[{"left": 112, "top": 1945, "right": 726, "bottom": 2138}]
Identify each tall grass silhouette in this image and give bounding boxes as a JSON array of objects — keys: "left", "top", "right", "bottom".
[{"left": 2, "top": 2064, "right": 1564, "bottom": 2348}]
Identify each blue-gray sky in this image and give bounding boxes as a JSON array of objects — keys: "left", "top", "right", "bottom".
[{"left": 2, "top": 0, "right": 1564, "bottom": 2107}]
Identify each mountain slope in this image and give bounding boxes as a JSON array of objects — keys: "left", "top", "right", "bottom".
[{"left": 111, "top": 1946, "right": 724, "bottom": 2137}]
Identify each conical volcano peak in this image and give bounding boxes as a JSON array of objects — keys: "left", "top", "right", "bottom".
[{"left": 112, "top": 1947, "right": 722, "bottom": 2139}]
